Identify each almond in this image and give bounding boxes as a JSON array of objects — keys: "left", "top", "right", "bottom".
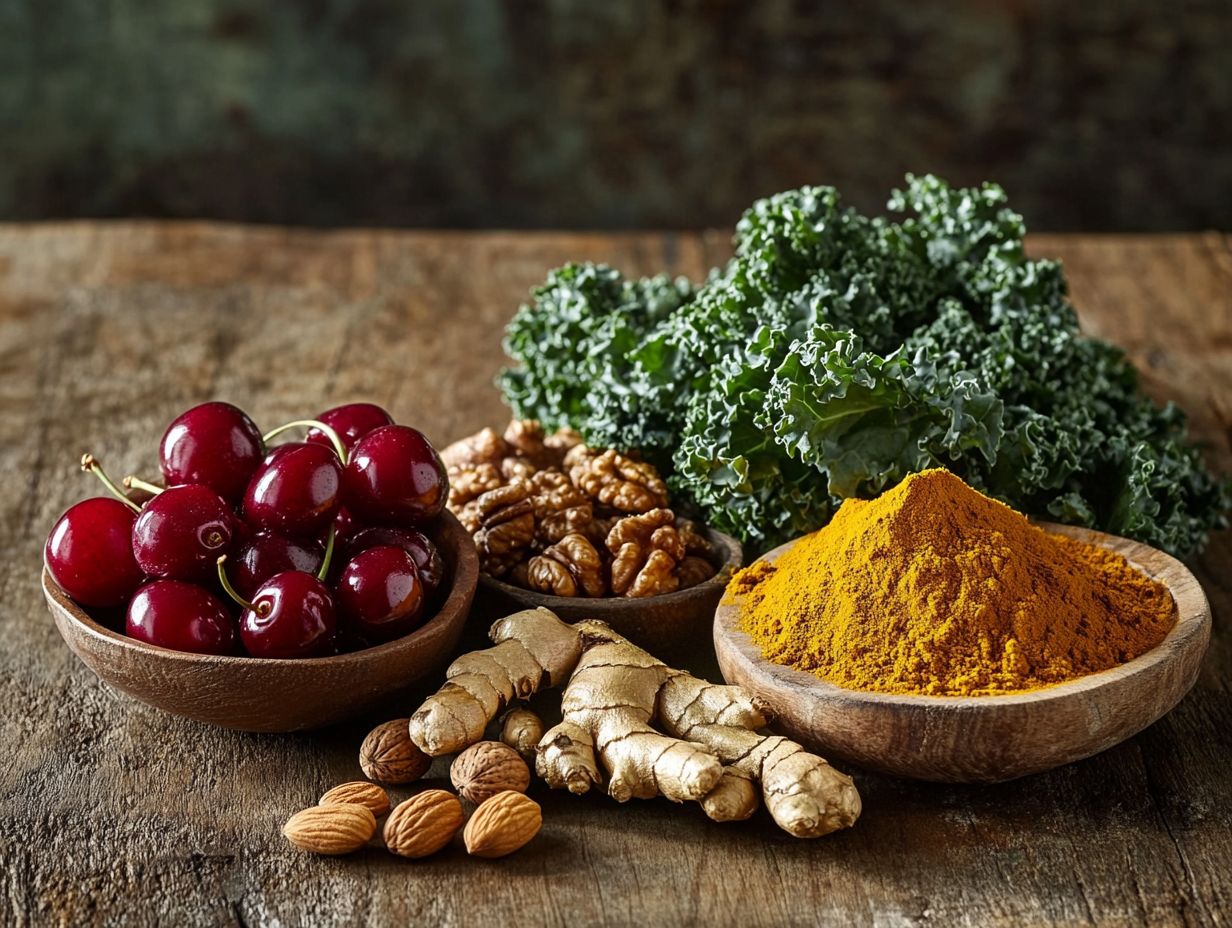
[
  {"left": 383, "top": 790, "right": 465, "bottom": 859},
  {"left": 320, "top": 781, "right": 390, "bottom": 817},
  {"left": 463, "top": 790, "right": 542, "bottom": 858},
  {"left": 450, "top": 741, "right": 530, "bottom": 804},
  {"left": 359, "top": 718, "right": 432, "bottom": 785},
  {"left": 283, "top": 803, "right": 376, "bottom": 855}
]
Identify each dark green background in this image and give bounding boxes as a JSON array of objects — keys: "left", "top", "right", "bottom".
[{"left": 2, "top": 0, "right": 1228, "bottom": 230}]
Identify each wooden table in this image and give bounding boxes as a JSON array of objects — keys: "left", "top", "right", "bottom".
[{"left": 1, "top": 224, "right": 1229, "bottom": 927}]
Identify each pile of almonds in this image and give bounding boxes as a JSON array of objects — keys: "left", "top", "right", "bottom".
[
  {"left": 282, "top": 718, "right": 541, "bottom": 860},
  {"left": 442, "top": 420, "right": 718, "bottom": 597}
]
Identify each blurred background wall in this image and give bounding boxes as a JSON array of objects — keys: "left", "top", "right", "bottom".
[{"left": 1, "top": 0, "right": 1228, "bottom": 231}]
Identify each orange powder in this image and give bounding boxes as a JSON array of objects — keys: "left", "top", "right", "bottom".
[{"left": 731, "top": 469, "right": 1176, "bottom": 696}]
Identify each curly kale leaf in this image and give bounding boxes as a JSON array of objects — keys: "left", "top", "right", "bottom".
[
  {"left": 498, "top": 263, "right": 693, "bottom": 466},
  {"left": 498, "top": 176, "right": 1230, "bottom": 556}
]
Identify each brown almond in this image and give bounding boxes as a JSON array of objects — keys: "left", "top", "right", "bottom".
[
  {"left": 320, "top": 781, "right": 390, "bottom": 817},
  {"left": 450, "top": 741, "right": 530, "bottom": 804},
  {"left": 383, "top": 790, "right": 465, "bottom": 859},
  {"left": 360, "top": 718, "right": 432, "bottom": 785},
  {"left": 283, "top": 803, "right": 376, "bottom": 855},
  {"left": 463, "top": 790, "right": 542, "bottom": 858}
]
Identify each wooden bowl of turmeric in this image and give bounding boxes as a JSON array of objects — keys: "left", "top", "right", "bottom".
[{"left": 713, "top": 471, "right": 1212, "bottom": 783}]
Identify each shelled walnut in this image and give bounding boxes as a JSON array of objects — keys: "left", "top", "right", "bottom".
[
  {"left": 473, "top": 484, "right": 535, "bottom": 577},
  {"left": 606, "top": 509, "right": 686, "bottom": 597},
  {"left": 445, "top": 421, "right": 721, "bottom": 598},
  {"left": 448, "top": 461, "right": 503, "bottom": 508},
  {"left": 525, "top": 469, "right": 593, "bottom": 544},
  {"left": 441, "top": 427, "right": 509, "bottom": 470},
  {"left": 527, "top": 533, "right": 606, "bottom": 597},
  {"left": 567, "top": 447, "right": 669, "bottom": 514}
]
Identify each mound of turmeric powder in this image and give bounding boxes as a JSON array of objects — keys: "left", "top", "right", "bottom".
[{"left": 731, "top": 469, "right": 1176, "bottom": 696}]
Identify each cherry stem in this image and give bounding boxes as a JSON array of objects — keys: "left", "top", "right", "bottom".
[
  {"left": 216, "top": 555, "right": 257, "bottom": 612},
  {"left": 81, "top": 454, "right": 141, "bottom": 513},
  {"left": 318, "top": 525, "right": 336, "bottom": 581},
  {"left": 123, "top": 475, "right": 165, "bottom": 496},
  {"left": 262, "top": 419, "right": 348, "bottom": 465}
]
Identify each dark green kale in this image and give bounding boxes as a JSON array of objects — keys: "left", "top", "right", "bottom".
[
  {"left": 499, "top": 175, "right": 1229, "bottom": 556},
  {"left": 499, "top": 263, "right": 693, "bottom": 470}
]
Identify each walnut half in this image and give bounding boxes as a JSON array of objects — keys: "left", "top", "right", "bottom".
[
  {"left": 441, "top": 427, "right": 510, "bottom": 470},
  {"left": 473, "top": 484, "right": 535, "bottom": 577},
  {"left": 526, "top": 533, "right": 606, "bottom": 598},
  {"left": 525, "top": 468, "right": 593, "bottom": 544},
  {"left": 605, "top": 509, "right": 685, "bottom": 597},
  {"left": 567, "top": 447, "right": 669, "bottom": 514}
]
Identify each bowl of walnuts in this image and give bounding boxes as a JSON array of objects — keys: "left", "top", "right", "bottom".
[{"left": 442, "top": 420, "right": 742, "bottom": 659}]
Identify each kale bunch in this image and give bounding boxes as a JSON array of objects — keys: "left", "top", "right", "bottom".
[{"left": 500, "top": 175, "right": 1229, "bottom": 556}]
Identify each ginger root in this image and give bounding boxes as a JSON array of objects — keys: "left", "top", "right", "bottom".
[
  {"left": 657, "top": 671, "right": 861, "bottom": 837},
  {"left": 500, "top": 707, "right": 546, "bottom": 762},
  {"left": 408, "top": 607, "right": 581, "bottom": 756},
  {"left": 537, "top": 619, "right": 861, "bottom": 837},
  {"left": 537, "top": 623, "right": 724, "bottom": 804},
  {"left": 404, "top": 608, "right": 860, "bottom": 838}
]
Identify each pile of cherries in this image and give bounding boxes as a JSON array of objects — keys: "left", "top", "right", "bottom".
[{"left": 44, "top": 402, "right": 450, "bottom": 659}]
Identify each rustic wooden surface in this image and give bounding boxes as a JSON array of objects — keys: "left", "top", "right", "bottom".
[{"left": 0, "top": 224, "right": 1229, "bottom": 927}]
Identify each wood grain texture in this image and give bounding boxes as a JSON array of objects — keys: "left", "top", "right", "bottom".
[
  {"left": 0, "top": 225, "right": 1228, "bottom": 927},
  {"left": 42, "top": 510, "right": 477, "bottom": 732},
  {"left": 715, "top": 523, "right": 1211, "bottom": 783}
]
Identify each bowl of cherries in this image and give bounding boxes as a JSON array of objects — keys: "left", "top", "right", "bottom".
[{"left": 41, "top": 401, "right": 478, "bottom": 732}]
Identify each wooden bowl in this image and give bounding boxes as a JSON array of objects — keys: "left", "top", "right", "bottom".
[
  {"left": 714, "top": 522, "right": 1211, "bottom": 783},
  {"left": 478, "top": 527, "right": 742, "bottom": 659},
  {"left": 43, "top": 510, "right": 479, "bottom": 733}
]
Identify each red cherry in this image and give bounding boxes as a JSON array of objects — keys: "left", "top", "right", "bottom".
[
  {"left": 343, "top": 425, "right": 447, "bottom": 525},
  {"left": 133, "top": 484, "right": 237, "bottom": 581},
  {"left": 238, "top": 570, "right": 337, "bottom": 659},
  {"left": 308, "top": 403, "right": 394, "bottom": 454},
  {"left": 341, "top": 526, "right": 445, "bottom": 599},
  {"left": 336, "top": 545, "right": 426, "bottom": 643},
  {"left": 45, "top": 498, "right": 144, "bottom": 607},
  {"left": 160, "top": 402, "right": 264, "bottom": 504},
  {"left": 126, "top": 580, "right": 237, "bottom": 655},
  {"left": 243, "top": 443, "right": 343, "bottom": 538},
  {"left": 230, "top": 531, "right": 324, "bottom": 600}
]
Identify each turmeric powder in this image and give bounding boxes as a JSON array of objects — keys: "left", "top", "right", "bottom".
[{"left": 732, "top": 469, "right": 1176, "bottom": 696}]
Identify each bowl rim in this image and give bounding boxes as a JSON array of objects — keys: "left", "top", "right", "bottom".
[
  {"left": 476, "top": 524, "right": 743, "bottom": 608},
  {"left": 44, "top": 508, "right": 479, "bottom": 669},
  {"left": 714, "top": 520, "right": 1211, "bottom": 709}
]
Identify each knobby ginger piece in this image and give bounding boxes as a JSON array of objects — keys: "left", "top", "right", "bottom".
[
  {"left": 658, "top": 673, "right": 861, "bottom": 837},
  {"left": 536, "top": 619, "right": 861, "bottom": 837},
  {"left": 408, "top": 607, "right": 581, "bottom": 756}
]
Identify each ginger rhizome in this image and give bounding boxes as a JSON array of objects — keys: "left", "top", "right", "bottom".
[
  {"left": 409, "top": 607, "right": 581, "bottom": 756},
  {"left": 403, "top": 608, "right": 860, "bottom": 838},
  {"left": 538, "top": 620, "right": 861, "bottom": 837}
]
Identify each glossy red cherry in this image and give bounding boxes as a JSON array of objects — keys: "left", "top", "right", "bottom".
[
  {"left": 341, "top": 526, "right": 445, "bottom": 598},
  {"left": 308, "top": 403, "right": 394, "bottom": 454},
  {"left": 343, "top": 425, "right": 448, "bottom": 525},
  {"left": 243, "top": 442, "right": 343, "bottom": 538},
  {"left": 45, "top": 498, "right": 144, "bottom": 607},
  {"left": 230, "top": 531, "right": 324, "bottom": 600},
  {"left": 237, "top": 570, "right": 337, "bottom": 659},
  {"left": 133, "top": 484, "right": 237, "bottom": 581},
  {"left": 336, "top": 545, "right": 426, "bottom": 643},
  {"left": 126, "top": 580, "right": 237, "bottom": 655},
  {"left": 160, "top": 402, "right": 264, "bottom": 504}
]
